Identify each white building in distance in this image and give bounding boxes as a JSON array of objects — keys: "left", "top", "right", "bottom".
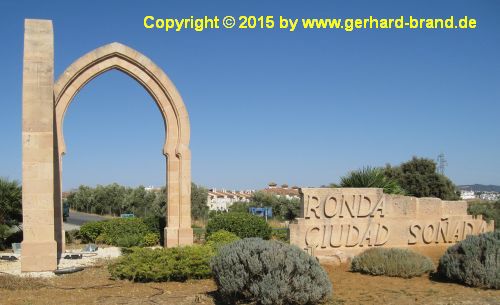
[
  {"left": 479, "top": 192, "right": 500, "bottom": 201},
  {"left": 261, "top": 183, "right": 301, "bottom": 200},
  {"left": 145, "top": 185, "right": 161, "bottom": 192},
  {"left": 460, "top": 190, "right": 476, "bottom": 200},
  {"left": 207, "top": 188, "right": 254, "bottom": 211},
  {"left": 206, "top": 183, "right": 301, "bottom": 211}
]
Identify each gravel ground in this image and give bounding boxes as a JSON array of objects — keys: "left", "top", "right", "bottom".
[{"left": 0, "top": 246, "right": 121, "bottom": 278}]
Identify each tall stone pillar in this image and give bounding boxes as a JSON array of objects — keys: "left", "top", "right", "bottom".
[
  {"left": 178, "top": 149, "right": 193, "bottom": 245},
  {"left": 21, "top": 19, "right": 58, "bottom": 272},
  {"left": 164, "top": 151, "right": 193, "bottom": 247}
]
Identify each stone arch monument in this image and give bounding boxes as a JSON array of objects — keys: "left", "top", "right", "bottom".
[{"left": 21, "top": 19, "right": 193, "bottom": 272}]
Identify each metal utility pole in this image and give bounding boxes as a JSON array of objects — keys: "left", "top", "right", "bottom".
[{"left": 437, "top": 153, "right": 448, "bottom": 175}]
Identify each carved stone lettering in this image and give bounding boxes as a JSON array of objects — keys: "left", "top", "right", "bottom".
[
  {"left": 305, "top": 196, "right": 321, "bottom": 219},
  {"left": 375, "top": 224, "right": 389, "bottom": 246},
  {"left": 305, "top": 226, "right": 320, "bottom": 247},
  {"left": 436, "top": 219, "right": 449, "bottom": 243},
  {"left": 357, "top": 196, "right": 372, "bottom": 217},
  {"left": 330, "top": 224, "right": 342, "bottom": 248},
  {"left": 324, "top": 196, "right": 338, "bottom": 218},
  {"left": 408, "top": 223, "right": 421, "bottom": 244},
  {"left": 345, "top": 225, "right": 360, "bottom": 247},
  {"left": 289, "top": 188, "right": 495, "bottom": 257},
  {"left": 339, "top": 195, "right": 356, "bottom": 218}
]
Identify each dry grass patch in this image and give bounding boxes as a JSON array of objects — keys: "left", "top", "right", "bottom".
[{"left": 0, "top": 273, "right": 47, "bottom": 290}]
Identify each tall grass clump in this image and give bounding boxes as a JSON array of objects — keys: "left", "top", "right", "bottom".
[{"left": 340, "top": 166, "right": 405, "bottom": 195}]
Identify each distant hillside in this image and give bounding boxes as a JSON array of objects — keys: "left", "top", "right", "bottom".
[{"left": 458, "top": 184, "right": 500, "bottom": 192}]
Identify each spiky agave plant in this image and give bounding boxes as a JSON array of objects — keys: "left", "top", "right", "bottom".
[{"left": 340, "top": 166, "right": 405, "bottom": 195}]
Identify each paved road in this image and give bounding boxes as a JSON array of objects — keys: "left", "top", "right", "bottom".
[{"left": 64, "top": 210, "right": 109, "bottom": 230}]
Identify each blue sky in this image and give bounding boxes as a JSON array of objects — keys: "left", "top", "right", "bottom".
[{"left": 0, "top": 1, "right": 499, "bottom": 190}]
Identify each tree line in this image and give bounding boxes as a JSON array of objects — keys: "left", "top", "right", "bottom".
[{"left": 66, "top": 182, "right": 209, "bottom": 220}]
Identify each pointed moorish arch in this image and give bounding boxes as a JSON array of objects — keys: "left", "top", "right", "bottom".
[
  {"left": 21, "top": 19, "right": 193, "bottom": 272},
  {"left": 54, "top": 42, "right": 193, "bottom": 248}
]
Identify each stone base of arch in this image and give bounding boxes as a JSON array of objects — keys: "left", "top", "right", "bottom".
[
  {"left": 165, "top": 227, "right": 194, "bottom": 247},
  {"left": 20, "top": 241, "right": 58, "bottom": 272}
]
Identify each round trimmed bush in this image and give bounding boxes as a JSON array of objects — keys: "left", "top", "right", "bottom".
[
  {"left": 206, "top": 212, "right": 271, "bottom": 239},
  {"left": 206, "top": 230, "right": 239, "bottom": 251},
  {"left": 142, "top": 232, "right": 160, "bottom": 247},
  {"left": 351, "top": 248, "right": 435, "bottom": 278},
  {"left": 80, "top": 221, "right": 107, "bottom": 243},
  {"left": 211, "top": 238, "right": 332, "bottom": 305},
  {"left": 437, "top": 231, "right": 499, "bottom": 289}
]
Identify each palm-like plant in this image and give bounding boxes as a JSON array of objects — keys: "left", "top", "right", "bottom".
[
  {"left": 0, "top": 177, "right": 22, "bottom": 226},
  {"left": 340, "top": 166, "right": 405, "bottom": 195},
  {"left": 0, "top": 178, "right": 22, "bottom": 247}
]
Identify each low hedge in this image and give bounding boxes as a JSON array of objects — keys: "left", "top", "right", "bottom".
[
  {"left": 80, "top": 218, "right": 154, "bottom": 247},
  {"left": 108, "top": 245, "right": 214, "bottom": 282},
  {"left": 271, "top": 228, "right": 289, "bottom": 242},
  {"left": 437, "top": 231, "right": 499, "bottom": 289},
  {"left": 206, "top": 212, "right": 272, "bottom": 240},
  {"left": 79, "top": 221, "right": 107, "bottom": 243},
  {"left": 351, "top": 248, "right": 435, "bottom": 278}
]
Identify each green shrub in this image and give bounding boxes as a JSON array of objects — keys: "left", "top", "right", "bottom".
[
  {"left": 0, "top": 178, "right": 22, "bottom": 227},
  {"left": 271, "top": 228, "right": 289, "bottom": 242},
  {"left": 437, "top": 231, "right": 499, "bottom": 289},
  {"left": 80, "top": 218, "right": 152, "bottom": 247},
  {"left": 99, "top": 218, "right": 150, "bottom": 247},
  {"left": 142, "top": 232, "right": 160, "bottom": 247},
  {"left": 206, "top": 212, "right": 272, "bottom": 239},
  {"left": 95, "top": 234, "right": 107, "bottom": 244},
  {"left": 211, "top": 238, "right": 332, "bottom": 305},
  {"left": 4, "top": 230, "right": 22, "bottom": 247},
  {"left": 143, "top": 215, "right": 166, "bottom": 234},
  {"left": 65, "top": 229, "right": 80, "bottom": 244},
  {"left": 468, "top": 201, "right": 499, "bottom": 230},
  {"left": 110, "top": 234, "right": 145, "bottom": 248},
  {"left": 108, "top": 245, "right": 214, "bottom": 282},
  {"left": 80, "top": 221, "right": 107, "bottom": 243},
  {"left": 0, "top": 224, "right": 11, "bottom": 250},
  {"left": 206, "top": 230, "right": 239, "bottom": 251},
  {"left": 383, "top": 157, "right": 459, "bottom": 200},
  {"left": 193, "top": 227, "right": 206, "bottom": 243},
  {"left": 65, "top": 231, "right": 73, "bottom": 244},
  {"left": 350, "top": 248, "right": 435, "bottom": 278}
]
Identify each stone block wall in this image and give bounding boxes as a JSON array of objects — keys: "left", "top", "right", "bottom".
[{"left": 289, "top": 188, "right": 494, "bottom": 258}]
